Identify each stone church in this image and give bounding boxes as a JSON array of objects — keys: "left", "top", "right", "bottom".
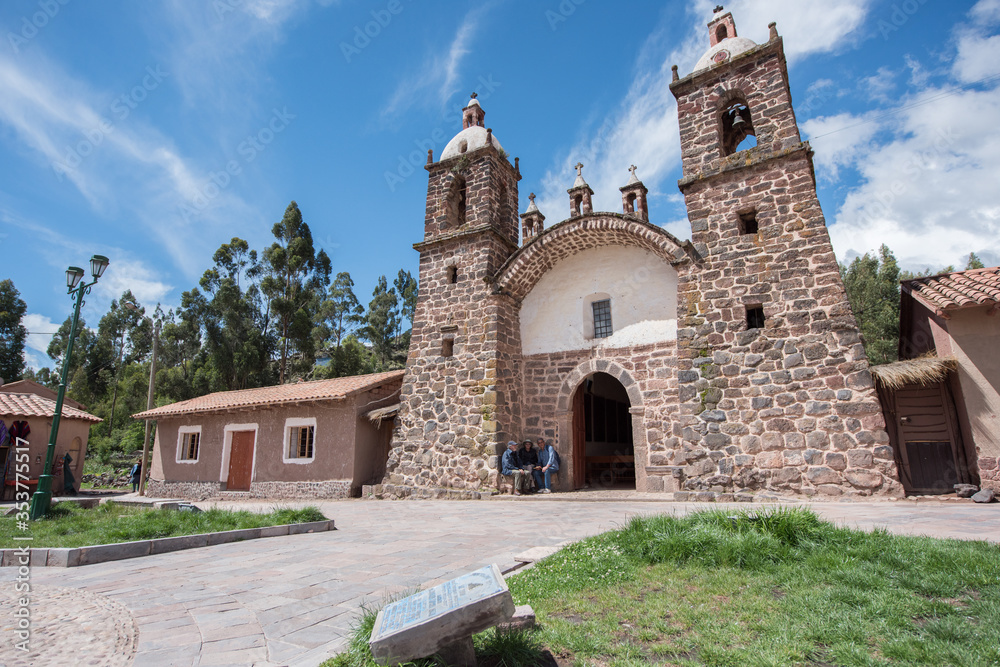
[{"left": 379, "top": 10, "right": 903, "bottom": 501}]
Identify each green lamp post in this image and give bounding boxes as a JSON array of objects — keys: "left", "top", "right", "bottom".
[{"left": 29, "top": 254, "right": 109, "bottom": 520}]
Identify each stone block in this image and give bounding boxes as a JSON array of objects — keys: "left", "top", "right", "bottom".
[
  {"left": 756, "top": 451, "right": 784, "bottom": 469},
  {"left": 806, "top": 466, "right": 841, "bottom": 485},
  {"left": 954, "top": 484, "right": 978, "bottom": 499},
  {"left": 150, "top": 534, "right": 210, "bottom": 554},
  {"left": 825, "top": 452, "right": 847, "bottom": 471},
  {"left": 847, "top": 449, "right": 873, "bottom": 468},
  {"left": 206, "top": 528, "right": 262, "bottom": 546},
  {"left": 288, "top": 520, "right": 333, "bottom": 535},
  {"left": 370, "top": 564, "right": 515, "bottom": 665},
  {"left": 77, "top": 540, "right": 151, "bottom": 566},
  {"left": 259, "top": 525, "right": 290, "bottom": 538},
  {"left": 497, "top": 605, "right": 536, "bottom": 632},
  {"left": 844, "top": 469, "right": 882, "bottom": 489},
  {"left": 29, "top": 549, "right": 48, "bottom": 567},
  {"left": 972, "top": 489, "right": 996, "bottom": 503},
  {"left": 47, "top": 549, "right": 74, "bottom": 567}
]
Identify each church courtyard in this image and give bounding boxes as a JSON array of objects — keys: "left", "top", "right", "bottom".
[{"left": 1, "top": 497, "right": 996, "bottom": 666}]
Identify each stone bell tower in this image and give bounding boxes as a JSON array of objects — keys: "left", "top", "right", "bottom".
[
  {"left": 666, "top": 9, "right": 902, "bottom": 498},
  {"left": 381, "top": 94, "right": 523, "bottom": 498}
]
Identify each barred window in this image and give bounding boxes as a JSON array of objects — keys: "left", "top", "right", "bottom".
[
  {"left": 179, "top": 432, "right": 201, "bottom": 461},
  {"left": 592, "top": 299, "right": 613, "bottom": 339},
  {"left": 288, "top": 425, "right": 314, "bottom": 460}
]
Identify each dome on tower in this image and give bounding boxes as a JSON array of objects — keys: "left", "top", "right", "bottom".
[
  {"left": 441, "top": 126, "right": 504, "bottom": 161},
  {"left": 692, "top": 35, "right": 757, "bottom": 74},
  {"left": 440, "top": 93, "right": 504, "bottom": 161}
]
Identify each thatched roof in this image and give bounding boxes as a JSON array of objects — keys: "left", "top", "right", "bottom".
[
  {"left": 366, "top": 403, "right": 400, "bottom": 427},
  {"left": 870, "top": 356, "right": 957, "bottom": 390}
]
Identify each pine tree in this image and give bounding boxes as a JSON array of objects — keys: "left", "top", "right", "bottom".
[
  {"left": 261, "top": 202, "right": 328, "bottom": 383},
  {"left": 362, "top": 276, "right": 400, "bottom": 371},
  {"left": 966, "top": 252, "right": 985, "bottom": 270},
  {"left": 840, "top": 245, "right": 900, "bottom": 365},
  {"left": 393, "top": 269, "right": 418, "bottom": 335},
  {"left": 0, "top": 279, "right": 27, "bottom": 382}
]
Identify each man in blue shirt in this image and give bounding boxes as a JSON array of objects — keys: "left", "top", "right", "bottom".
[
  {"left": 533, "top": 438, "right": 560, "bottom": 493},
  {"left": 501, "top": 440, "right": 531, "bottom": 495}
]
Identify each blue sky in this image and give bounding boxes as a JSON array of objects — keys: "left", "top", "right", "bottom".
[{"left": 2, "top": 0, "right": 998, "bottom": 370}]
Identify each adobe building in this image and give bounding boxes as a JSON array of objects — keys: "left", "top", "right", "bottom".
[
  {"left": 871, "top": 267, "right": 1000, "bottom": 494},
  {"left": 0, "top": 392, "right": 100, "bottom": 497},
  {"left": 135, "top": 371, "right": 402, "bottom": 499},
  {"left": 378, "top": 10, "right": 903, "bottom": 500}
]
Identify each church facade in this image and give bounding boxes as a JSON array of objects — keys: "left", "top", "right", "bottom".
[{"left": 379, "top": 11, "right": 904, "bottom": 501}]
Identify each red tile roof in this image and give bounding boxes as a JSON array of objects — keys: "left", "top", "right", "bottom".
[
  {"left": 903, "top": 266, "right": 1000, "bottom": 313},
  {"left": 0, "top": 393, "right": 103, "bottom": 423},
  {"left": 132, "top": 370, "right": 405, "bottom": 419}
]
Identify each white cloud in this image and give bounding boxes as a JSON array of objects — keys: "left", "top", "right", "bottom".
[
  {"left": 802, "top": 112, "right": 880, "bottom": 181},
  {"left": 380, "top": 6, "right": 488, "bottom": 122},
  {"left": 828, "top": 82, "right": 1000, "bottom": 271},
  {"left": 531, "top": 1, "right": 875, "bottom": 225},
  {"left": 21, "top": 313, "right": 59, "bottom": 371},
  {"left": 860, "top": 66, "right": 897, "bottom": 102}
]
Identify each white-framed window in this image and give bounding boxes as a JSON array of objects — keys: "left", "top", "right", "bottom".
[
  {"left": 283, "top": 417, "right": 316, "bottom": 464},
  {"left": 176, "top": 425, "right": 201, "bottom": 463}
]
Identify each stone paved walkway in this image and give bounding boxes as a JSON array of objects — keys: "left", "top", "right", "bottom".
[{"left": 0, "top": 496, "right": 996, "bottom": 666}]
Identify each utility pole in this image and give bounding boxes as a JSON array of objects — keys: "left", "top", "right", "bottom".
[{"left": 138, "top": 320, "right": 159, "bottom": 496}]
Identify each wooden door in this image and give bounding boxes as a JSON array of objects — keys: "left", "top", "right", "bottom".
[
  {"left": 572, "top": 384, "right": 586, "bottom": 489},
  {"left": 893, "top": 383, "right": 963, "bottom": 494},
  {"left": 227, "top": 431, "right": 255, "bottom": 491}
]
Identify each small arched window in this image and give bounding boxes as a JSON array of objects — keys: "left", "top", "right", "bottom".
[
  {"left": 625, "top": 193, "right": 637, "bottom": 214},
  {"left": 716, "top": 25, "right": 728, "bottom": 42},
  {"left": 720, "top": 100, "right": 757, "bottom": 156},
  {"left": 447, "top": 174, "right": 467, "bottom": 226}
]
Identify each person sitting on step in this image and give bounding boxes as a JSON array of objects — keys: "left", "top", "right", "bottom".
[{"left": 501, "top": 440, "right": 531, "bottom": 496}]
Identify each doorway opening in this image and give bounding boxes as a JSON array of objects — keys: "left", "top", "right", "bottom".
[{"left": 572, "top": 372, "right": 635, "bottom": 490}]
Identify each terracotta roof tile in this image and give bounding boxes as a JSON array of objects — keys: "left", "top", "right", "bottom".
[
  {"left": 904, "top": 266, "right": 1000, "bottom": 313},
  {"left": 133, "top": 370, "right": 405, "bottom": 419},
  {"left": 0, "top": 393, "right": 103, "bottom": 423}
]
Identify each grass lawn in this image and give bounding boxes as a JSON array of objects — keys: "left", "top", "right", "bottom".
[
  {"left": 0, "top": 502, "right": 327, "bottom": 549},
  {"left": 327, "top": 508, "right": 1000, "bottom": 667}
]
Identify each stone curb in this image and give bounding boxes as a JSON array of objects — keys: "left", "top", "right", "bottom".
[{"left": 0, "top": 519, "right": 334, "bottom": 568}]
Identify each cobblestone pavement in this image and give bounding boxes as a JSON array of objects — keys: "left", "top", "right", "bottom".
[{"left": 0, "top": 496, "right": 996, "bottom": 666}]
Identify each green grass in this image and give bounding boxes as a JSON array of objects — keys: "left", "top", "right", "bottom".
[
  {"left": 320, "top": 598, "right": 545, "bottom": 667},
  {"left": 507, "top": 507, "right": 1000, "bottom": 666},
  {"left": 0, "top": 503, "right": 327, "bottom": 548}
]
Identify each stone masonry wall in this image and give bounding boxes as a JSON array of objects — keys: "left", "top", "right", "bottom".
[
  {"left": 145, "top": 479, "right": 352, "bottom": 500},
  {"left": 671, "top": 150, "right": 902, "bottom": 499},
  {"left": 520, "top": 344, "right": 681, "bottom": 493},
  {"left": 668, "top": 29, "right": 902, "bottom": 499},
  {"left": 382, "top": 145, "right": 522, "bottom": 498}
]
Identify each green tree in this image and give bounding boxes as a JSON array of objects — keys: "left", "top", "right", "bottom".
[
  {"left": 966, "top": 253, "right": 985, "bottom": 270},
  {"left": 316, "top": 272, "right": 364, "bottom": 353},
  {"left": 362, "top": 275, "right": 400, "bottom": 371},
  {"left": 840, "top": 245, "right": 900, "bottom": 365},
  {"left": 261, "top": 202, "right": 330, "bottom": 382},
  {"left": 47, "top": 315, "right": 96, "bottom": 404},
  {"left": 193, "top": 238, "right": 275, "bottom": 392},
  {"left": 93, "top": 292, "right": 152, "bottom": 434},
  {"left": 0, "top": 279, "right": 27, "bottom": 382},
  {"left": 393, "top": 269, "right": 418, "bottom": 335}
]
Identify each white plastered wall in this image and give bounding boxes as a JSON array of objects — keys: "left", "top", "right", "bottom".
[{"left": 520, "top": 245, "right": 678, "bottom": 355}]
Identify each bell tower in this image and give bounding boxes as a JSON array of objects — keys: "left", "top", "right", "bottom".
[
  {"left": 666, "top": 10, "right": 902, "bottom": 498},
  {"left": 382, "top": 95, "right": 523, "bottom": 498}
]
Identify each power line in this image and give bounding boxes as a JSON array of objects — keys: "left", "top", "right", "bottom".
[{"left": 807, "top": 72, "right": 1000, "bottom": 140}]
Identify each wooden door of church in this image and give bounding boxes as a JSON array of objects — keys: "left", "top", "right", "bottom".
[
  {"left": 227, "top": 431, "right": 255, "bottom": 491},
  {"left": 572, "top": 385, "right": 586, "bottom": 489}
]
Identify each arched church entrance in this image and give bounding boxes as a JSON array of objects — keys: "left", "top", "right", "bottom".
[{"left": 571, "top": 372, "right": 635, "bottom": 490}]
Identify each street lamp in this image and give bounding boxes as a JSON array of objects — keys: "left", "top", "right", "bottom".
[
  {"left": 124, "top": 300, "right": 159, "bottom": 496},
  {"left": 29, "top": 254, "right": 110, "bottom": 520}
]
